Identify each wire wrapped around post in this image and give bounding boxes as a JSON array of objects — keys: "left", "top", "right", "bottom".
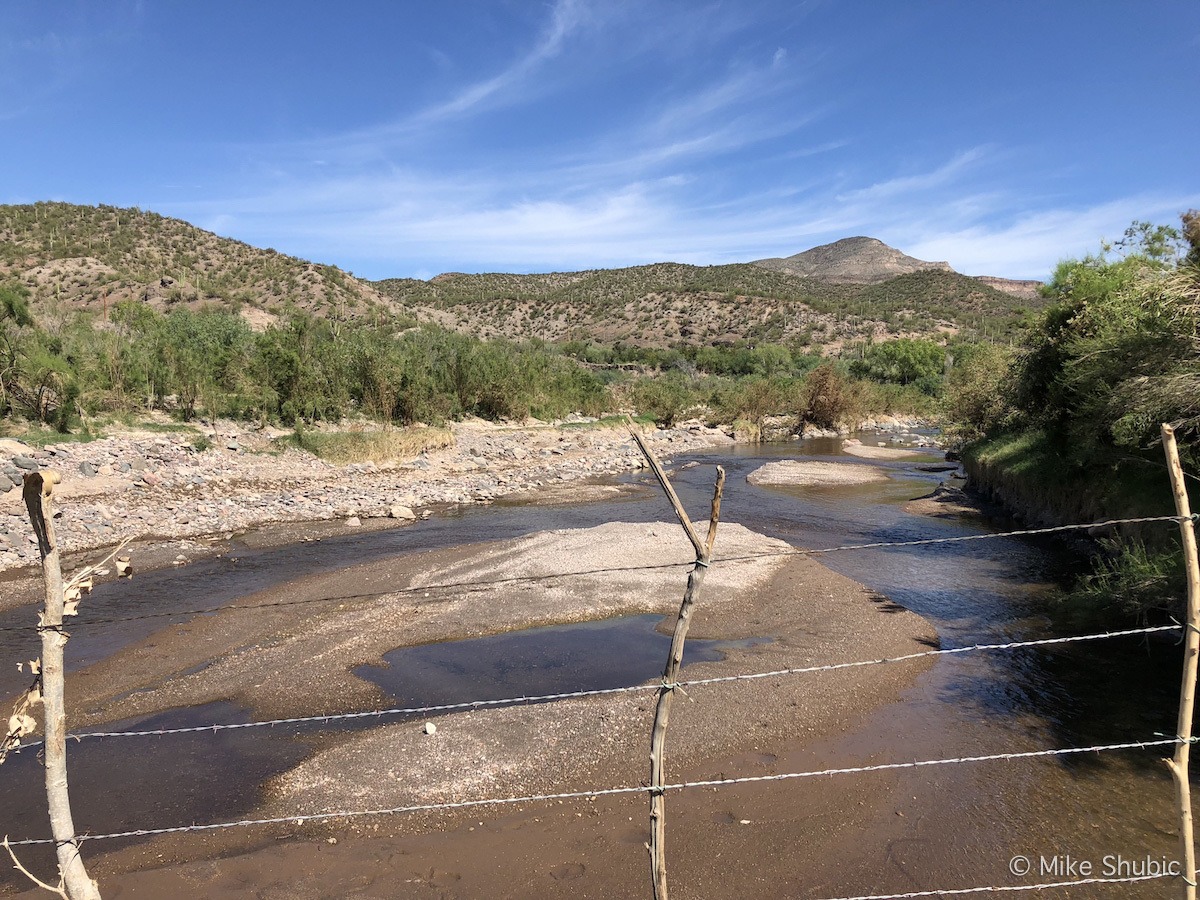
[
  {"left": 628, "top": 422, "right": 725, "bottom": 900},
  {"left": 23, "top": 471, "right": 102, "bottom": 900}
]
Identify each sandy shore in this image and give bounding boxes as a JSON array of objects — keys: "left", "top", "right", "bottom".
[{"left": 0, "top": 418, "right": 731, "bottom": 584}]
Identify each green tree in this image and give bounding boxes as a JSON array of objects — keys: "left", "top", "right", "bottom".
[
  {"left": 0, "top": 281, "right": 34, "bottom": 415},
  {"left": 851, "top": 338, "right": 945, "bottom": 393},
  {"left": 942, "top": 343, "right": 1014, "bottom": 442}
]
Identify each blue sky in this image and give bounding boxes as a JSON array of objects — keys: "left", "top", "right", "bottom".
[{"left": 2, "top": 1, "right": 1198, "bottom": 281}]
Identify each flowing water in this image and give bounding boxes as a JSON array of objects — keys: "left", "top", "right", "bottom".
[{"left": 0, "top": 434, "right": 1186, "bottom": 896}]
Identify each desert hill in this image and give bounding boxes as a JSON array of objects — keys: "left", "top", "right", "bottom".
[
  {"left": 752, "top": 236, "right": 954, "bottom": 284},
  {"left": 0, "top": 202, "right": 406, "bottom": 326},
  {"left": 376, "top": 257, "right": 1043, "bottom": 349},
  {"left": 0, "top": 203, "right": 1045, "bottom": 351},
  {"left": 753, "top": 237, "right": 1043, "bottom": 301}
]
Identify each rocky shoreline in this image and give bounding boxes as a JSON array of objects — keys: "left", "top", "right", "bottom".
[{"left": 0, "top": 419, "right": 732, "bottom": 574}]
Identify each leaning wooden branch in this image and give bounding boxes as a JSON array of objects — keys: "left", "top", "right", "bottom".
[
  {"left": 3, "top": 837, "right": 67, "bottom": 898},
  {"left": 1163, "top": 424, "right": 1200, "bottom": 900},
  {"left": 629, "top": 422, "right": 725, "bottom": 900},
  {"left": 628, "top": 424, "right": 706, "bottom": 558},
  {"left": 23, "top": 471, "right": 102, "bottom": 900}
]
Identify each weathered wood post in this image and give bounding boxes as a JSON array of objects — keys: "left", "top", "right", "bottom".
[
  {"left": 1163, "top": 424, "right": 1200, "bottom": 900},
  {"left": 629, "top": 425, "right": 724, "bottom": 900},
  {"left": 23, "top": 470, "right": 102, "bottom": 900}
]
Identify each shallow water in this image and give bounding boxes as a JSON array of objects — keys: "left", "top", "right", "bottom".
[
  {"left": 356, "top": 614, "right": 769, "bottom": 707},
  {"left": 0, "top": 615, "right": 764, "bottom": 874}
]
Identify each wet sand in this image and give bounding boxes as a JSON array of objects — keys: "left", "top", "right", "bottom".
[
  {"left": 747, "top": 460, "right": 889, "bottom": 487},
  {"left": 4, "top": 518, "right": 937, "bottom": 898},
  {"left": 842, "top": 443, "right": 927, "bottom": 460}
]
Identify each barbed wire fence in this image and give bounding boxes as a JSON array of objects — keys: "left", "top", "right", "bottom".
[{"left": 1, "top": 423, "right": 1197, "bottom": 899}]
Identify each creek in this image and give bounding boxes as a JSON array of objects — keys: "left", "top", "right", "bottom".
[{"left": 0, "top": 434, "right": 1185, "bottom": 896}]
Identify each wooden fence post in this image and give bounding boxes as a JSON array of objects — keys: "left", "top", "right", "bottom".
[
  {"left": 629, "top": 426, "right": 725, "bottom": 900},
  {"left": 23, "top": 471, "right": 102, "bottom": 900},
  {"left": 1163, "top": 424, "right": 1200, "bottom": 899}
]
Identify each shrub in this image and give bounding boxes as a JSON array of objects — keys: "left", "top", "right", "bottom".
[{"left": 800, "top": 363, "right": 859, "bottom": 429}]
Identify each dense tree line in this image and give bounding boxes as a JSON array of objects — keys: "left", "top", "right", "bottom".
[
  {"left": 0, "top": 282, "right": 946, "bottom": 436},
  {"left": 0, "top": 293, "right": 611, "bottom": 427},
  {"left": 947, "top": 216, "right": 1199, "bottom": 467},
  {"left": 944, "top": 214, "right": 1200, "bottom": 620}
]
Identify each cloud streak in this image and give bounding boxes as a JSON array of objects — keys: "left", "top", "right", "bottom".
[
  {"left": 171, "top": 140, "right": 1199, "bottom": 282},
  {"left": 405, "top": 0, "right": 592, "bottom": 127}
]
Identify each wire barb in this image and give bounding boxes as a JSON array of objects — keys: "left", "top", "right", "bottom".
[
  {"left": 6, "top": 624, "right": 1177, "bottom": 752},
  {"left": 809, "top": 871, "right": 1175, "bottom": 899}
]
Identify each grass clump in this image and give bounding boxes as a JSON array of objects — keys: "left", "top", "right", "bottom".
[
  {"left": 1055, "top": 538, "right": 1186, "bottom": 627},
  {"left": 283, "top": 426, "right": 454, "bottom": 464},
  {"left": 2, "top": 423, "right": 100, "bottom": 447}
]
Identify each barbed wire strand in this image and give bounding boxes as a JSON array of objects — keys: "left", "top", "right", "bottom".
[
  {"left": 0, "top": 513, "right": 1191, "bottom": 635},
  {"left": 4, "top": 737, "right": 1176, "bottom": 847},
  {"left": 6, "top": 624, "right": 1178, "bottom": 753},
  {"left": 737, "top": 513, "right": 1198, "bottom": 559},
  {"left": 810, "top": 871, "right": 1174, "bottom": 899}
]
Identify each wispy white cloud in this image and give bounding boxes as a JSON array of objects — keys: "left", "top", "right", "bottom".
[
  {"left": 152, "top": 4, "right": 1197, "bottom": 284},
  {"left": 835, "top": 147, "right": 992, "bottom": 204},
  {"left": 406, "top": 0, "right": 592, "bottom": 126},
  {"left": 172, "top": 135, "right": 1200, "bottom": 283}
]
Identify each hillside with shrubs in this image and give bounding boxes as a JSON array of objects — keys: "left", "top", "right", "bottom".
[{"left": 0, "top": 201, "right": 1046, "bottom": 439}]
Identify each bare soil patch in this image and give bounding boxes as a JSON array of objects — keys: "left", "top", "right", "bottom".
[{"left": 904, "top": 483, "right": 994, "bottom": 520}]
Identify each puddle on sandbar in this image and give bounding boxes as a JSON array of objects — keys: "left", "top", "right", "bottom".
[{"left": 355, "top": 614, "right": 771, "bottom": 706}]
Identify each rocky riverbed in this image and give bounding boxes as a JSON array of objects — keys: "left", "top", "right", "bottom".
[{"left": 0, "top": 419, "right": 732, "bottom": 574}]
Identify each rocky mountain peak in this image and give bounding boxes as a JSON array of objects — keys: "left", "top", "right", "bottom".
[{"left": 752, "top": 236, "right": 954, "bottom": 284}]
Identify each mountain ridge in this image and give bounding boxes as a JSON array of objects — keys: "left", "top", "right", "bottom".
[
  {"left": 1, "top": 202, "right": 1045, "bottom": 350},
  {"left": 0, "top": 202, "right": 404, "bottom": 325}
]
